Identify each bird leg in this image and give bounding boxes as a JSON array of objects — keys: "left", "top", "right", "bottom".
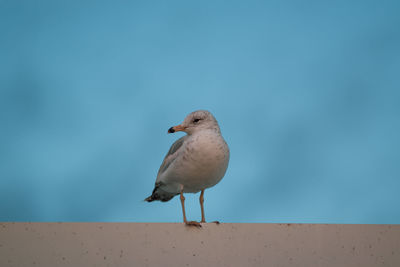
[
  {"left": 179, "top": 189, "right": 188, "bottom": 223},
  {"left": 180, "top": 187, "right": 201, "bottom": 227},
  {"left": 200, "top": 189, "right": 206, "bottom": 223},
  {"left": 199, "top": 190, "right": 220, "bottom": 224}
]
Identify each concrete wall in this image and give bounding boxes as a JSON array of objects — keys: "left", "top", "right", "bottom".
[{"left": 1, "top": 223, "right": 399, "bottom": 266}]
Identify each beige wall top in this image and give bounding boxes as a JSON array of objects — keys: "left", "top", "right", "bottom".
[{"left": 1, "top": 222, "right": 399, "bottom": 266}]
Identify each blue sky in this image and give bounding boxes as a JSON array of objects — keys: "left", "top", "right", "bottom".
[{"left": 1, "top": 0, "right": 399, "bottom": 223}]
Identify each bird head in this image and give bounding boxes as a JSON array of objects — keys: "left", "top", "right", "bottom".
[{"left": 168, "top": 110, "right": 220, "bottom": 135}]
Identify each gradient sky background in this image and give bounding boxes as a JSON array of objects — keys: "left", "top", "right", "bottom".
[{"left": 1, "top": 0, "right": 399, "bottom": 223}]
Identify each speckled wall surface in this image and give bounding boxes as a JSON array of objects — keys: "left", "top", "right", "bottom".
[{"left": 0, "top": 223, "right": 399, "bottom": 266}]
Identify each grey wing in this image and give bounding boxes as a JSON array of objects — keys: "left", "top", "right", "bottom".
[
  {"left": 145, "top": 136, "right": 186, "bottom": 202},
  {"left": 156, "top": 136, "right": 186, "bottom": 182}
]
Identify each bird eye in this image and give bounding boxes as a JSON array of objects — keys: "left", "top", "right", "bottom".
[{"left": 193, "top": 118, "right": 201, "bottom": 123}]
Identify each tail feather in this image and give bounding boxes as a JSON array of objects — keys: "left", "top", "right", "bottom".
[{"left": 145, "top": 185, "right": 177, "bottom": 202}]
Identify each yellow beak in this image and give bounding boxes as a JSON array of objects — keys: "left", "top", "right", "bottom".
[{"left": 168, "top": 124, "right": 185, "bottom": 133}]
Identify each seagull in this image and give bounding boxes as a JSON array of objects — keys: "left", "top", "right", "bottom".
[{"left": 145, "top": 110, "right": 230, "bottom": 227}]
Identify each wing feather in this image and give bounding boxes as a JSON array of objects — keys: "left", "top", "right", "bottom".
[
  {"left": 156, "top": 136, "right": 186, "bottom": 181},
  {"left": 145, "top": 136, "right": 186, "bottom": 202}
]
